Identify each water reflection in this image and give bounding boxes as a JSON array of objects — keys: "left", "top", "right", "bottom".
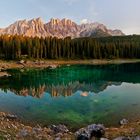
[
  {"left": 1, "top": 63, "right": 140, "bottom": 129},
  {"left": 0, "top": 63, "right": 140, "bottom": 98}
]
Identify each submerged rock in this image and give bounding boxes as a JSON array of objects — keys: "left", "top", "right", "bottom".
[
  {"left": 75, "top": 124, "right": 105, "bottom": 139},
  {"left": 119, "top": 119, "right": 129, "bottom": 125}
]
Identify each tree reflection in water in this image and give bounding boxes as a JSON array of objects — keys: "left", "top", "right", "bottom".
[{"left": 0, "top": 63, "right": 140, "bottom": 98}]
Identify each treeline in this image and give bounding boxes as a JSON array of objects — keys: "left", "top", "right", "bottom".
[{"left": 0, "top": 35, "right": 140, "bottom": 60}]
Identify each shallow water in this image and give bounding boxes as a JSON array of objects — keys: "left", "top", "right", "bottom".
[{"left": 0, "top": 63, "right": 140, "bottom": 129}]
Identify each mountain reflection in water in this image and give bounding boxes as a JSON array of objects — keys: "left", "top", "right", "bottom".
[
  {"left": 1, "top": 63, "right": 140, "bottom": 129},
  {"left": 0, "top": 63, "right": 140, "bottom": 98}
]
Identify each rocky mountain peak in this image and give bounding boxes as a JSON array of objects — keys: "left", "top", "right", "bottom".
[
  {"left": 50, "top": 18, "right": 61, "bottom": 25},
  {"left": 61, "top": 18, "right": 74, "bottom": 26},
  {"left": 49, "top": 18, "right": 75, "bottom": 26},
  {"left": 0, "top": 17, "right": 125, "bottom": 38},
  {"left": 29, "top": 17, "right": 44, "bottom": 25},
  {"left": 36, "top": 17, "right": 43, "bottom": 22}
]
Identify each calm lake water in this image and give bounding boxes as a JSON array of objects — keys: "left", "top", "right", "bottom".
[{"left": 0, "top": 63, "right": 140, "bottom": 130}]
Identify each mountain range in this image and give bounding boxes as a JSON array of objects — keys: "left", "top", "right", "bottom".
[{"left": 0, "top": 17, "right": 125, "bottom": 38}]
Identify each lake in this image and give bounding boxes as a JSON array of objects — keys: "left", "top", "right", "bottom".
[{"left": 0, "top": 63, "right": 140, "bottom": 130}]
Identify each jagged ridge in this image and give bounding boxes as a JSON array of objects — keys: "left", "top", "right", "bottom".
[{"left": 0, "top": 17, "right": 125, "bottom": 38}]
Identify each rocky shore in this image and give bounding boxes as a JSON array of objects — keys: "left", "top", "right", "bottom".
[
  {"left": 0, "top": 59, "right": 140, "bottom": 78},
  {"left": 0, "top": 112, "right": 74, "bottom": 140},
  {"left": 0, "top": 112, "right": 140, "bottom": 140},
  {"left": 0, "top": 59, "right": 140, "bottom": 71},
  {"left": 0, "top": 72, "right": 11, "bottom": 77}
]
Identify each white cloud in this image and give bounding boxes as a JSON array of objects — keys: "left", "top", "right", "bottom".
[{"left": 80, "top": 19, "right": 88, "bottom": 24}]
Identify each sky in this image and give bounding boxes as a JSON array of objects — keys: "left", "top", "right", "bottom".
[{"left": 0, "top": 0, "right": 140, "bottom": 35}]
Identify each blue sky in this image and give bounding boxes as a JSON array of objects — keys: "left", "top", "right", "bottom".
[{"left": 0, "top": 0, "right": 139, "bottom": 34}]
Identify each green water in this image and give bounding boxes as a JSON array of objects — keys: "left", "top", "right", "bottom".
[{"left": 0, "top": 63, "right": 140, "bottom": 130}]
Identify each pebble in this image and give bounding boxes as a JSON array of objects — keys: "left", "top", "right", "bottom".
[
  {"left": 18, "top": 129, "right": 29, "bottom": 137},
  {"left": 11, "top": 124, "right": 18, "bottom": 129},
  {"left": 49, "top": 124, "right": 69, "bottom": 134},
  {"left": 6, "top": 114, "right": 18, "bottom": 120}
]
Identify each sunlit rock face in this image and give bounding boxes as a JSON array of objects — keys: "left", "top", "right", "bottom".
[
  {"left": 0, "top": 18, "right": 50, "bottom": 38},
  {"left": 45, "top": 18, "right": 80, "bottom": 38},
  {"left": 0, "top": 18, "right": 125, "bottom": 38}
]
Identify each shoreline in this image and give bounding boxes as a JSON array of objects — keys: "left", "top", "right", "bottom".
[
  {"left": 0, "top": 112, "right": 140, "bottom": 139},
  {"left": 0, "top": 59, "right": 140, "bottom": 70}
]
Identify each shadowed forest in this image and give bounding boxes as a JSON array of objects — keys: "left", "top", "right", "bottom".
[{"left": 0, "top": 35, "right": 140, "bottom": 60}]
